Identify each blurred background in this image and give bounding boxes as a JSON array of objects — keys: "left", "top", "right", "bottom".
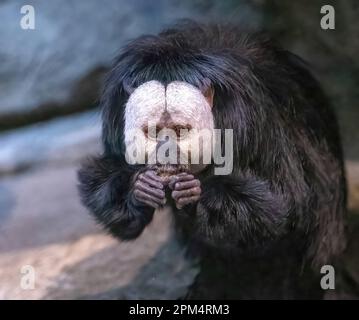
[{"left": 0, "top": 0, "right": 358, "bottom": 299}]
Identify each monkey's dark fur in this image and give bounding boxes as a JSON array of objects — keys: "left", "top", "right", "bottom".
[{"left": 78, "top": 21, "right": 346, "bottom": 299}]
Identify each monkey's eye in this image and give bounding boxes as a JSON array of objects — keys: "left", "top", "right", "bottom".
[
  {"left": 142, "top": 125, "right": 160, "bottom": 140},
  {"left": 173, "top": 125, "right": 192, "bottom": 140}
]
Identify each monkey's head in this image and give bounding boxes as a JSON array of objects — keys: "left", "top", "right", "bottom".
[
  {"left": 85, "top": 21, "right": 345, "bottom": 271},
  {"left": 101, "top": 21, "right": 265, "bottom": 178},
  {"left": 123, "top": 80, "right": 214, "bottom": 177}
]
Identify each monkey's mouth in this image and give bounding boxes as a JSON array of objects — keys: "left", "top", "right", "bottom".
[{"left": 150, "top": 164, "right": 189, "bottom": 177}]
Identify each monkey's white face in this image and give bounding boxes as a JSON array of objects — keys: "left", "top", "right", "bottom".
[{"left": 124, "top": 80, "right": 215, "bottom": 172}]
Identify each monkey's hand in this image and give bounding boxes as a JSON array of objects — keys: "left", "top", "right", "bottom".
[
  {"left": 169, "top": 172, "right": 201, "bottom": 209},
  {"left": 132, "top": 170, "right": 166, "bottom": 209}
]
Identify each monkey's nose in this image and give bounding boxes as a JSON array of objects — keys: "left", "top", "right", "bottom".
[
  {"left": 155, "top": 135, "right": 180, "bottom": 165},
  {"left": 171, "top": 124, "right": 192, "bottom": 137}
]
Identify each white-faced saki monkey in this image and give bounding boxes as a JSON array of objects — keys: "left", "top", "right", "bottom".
[{"left": 78, "top": 21, "right": 346, "bottom": 299}]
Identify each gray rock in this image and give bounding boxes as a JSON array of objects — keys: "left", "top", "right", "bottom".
[
  {"left": 0, "top": 164, "right": 198, "bottom": 300},
  {"left": 0, "top": 111, "right": 101, "bottom": 175},
  {"left": 0, "top": 0, "right": 198, "bottom": 117}
]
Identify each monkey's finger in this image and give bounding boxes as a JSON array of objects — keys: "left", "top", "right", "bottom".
[
  {"left": 138, "top": 173, "right": 163, "bottom": 189},
  {"left": 145, "top": 170, "right": 163, "bottom": 182},
  {"left": 140, "top": 199, "right": 161, "bottom": 209},
  {"left": 168, "top": 176, "right": 177, "bottom": 190},
  {"left": 133, "top": 191, "right": 159, "bottom": 209},
  {"left": 134, "top": 189, "right": 166, "bottom": 206},
  {"left": 168, "top": 174, "right": 194, "bottom": 189},
  {"left": 136, "top": 182, "right": 166, "bottom": 199},
  {"left": 177, "top": 172, "right": 188, "bottom": 177},
  {"left": 177, "top": 173, "right": 194, "bottom": 181},
  {"left": 172, "top": 186, "right": 201, "bottom": 200},
  {"left": 176, "top": 195, "right": 201, "bottom": 209},
  {"left": 174, "top": 179, "right": 200, "bottom": 191}
]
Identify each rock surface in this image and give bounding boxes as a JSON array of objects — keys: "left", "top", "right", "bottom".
[
  {"left": 0, "top": 111, "right": 101, "bottom": 175},
  {"left": 0, "top": 164, "right": 198, "bottom": 300},
  {"left": 0, "top": 0, "right": 202, "bottom": 122}
]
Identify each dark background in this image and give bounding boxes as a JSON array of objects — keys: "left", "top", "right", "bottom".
[{"left": 0, "top": 0, "right": 358, "bottom": 299}]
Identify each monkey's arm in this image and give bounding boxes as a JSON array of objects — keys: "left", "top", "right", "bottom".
[
  {"left": 78, "top": 156, "right": 160, "bottom": 240},
  {"left": 177, "top": 174, "right": 288, "bottom": 249}
]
